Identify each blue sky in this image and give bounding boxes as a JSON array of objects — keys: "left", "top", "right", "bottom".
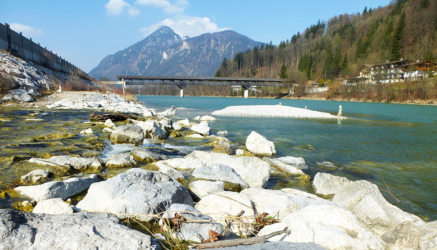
[{"left": 2, "top": 0, "right": 390, "bottom": 73}]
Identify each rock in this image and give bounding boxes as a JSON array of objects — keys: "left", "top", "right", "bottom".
[
  {"left": 7, "top": 89, "right": 34, "bottom": 102},
  {"left": 33, "top": 198, "right": 74, "bottom": 214},
  {"left": 185, "top": 134, "right": 205, "bottom": 139},
  {"left": 214, "top": 242, "right": 327, "bottom": 250},
  {"left": 193, "top": 163, "right": 249, "bottom": 188},
  {"left": 137, "top": 120, "right": 167, "bottom": 140},
  {"left": 263, "top": 157, "right": 304, "bottom": 175},
  {"left": 104, "top": 119, "right": 116, "bottom": 129},
  {"left": 200, "top": 115, "right": 216, "bottom": 121},
  {"left": 194, "top": 116, "right": 201, "bottom": 120},
  {"left": 196, "top": 191, "right": 255, "bottom": 236},
  {"left": 259, "top": 205, "right": 385, "bottom": 250},
  {"left": 176, "top": 119, "right": 190, "bottom": 127},
  {"left": 76, "top": 169, "right": 193, "bottom": 221},
  {"left": 236, "top": 149, "right": 244, "bottom": 156},
  {"left": 102, "top": 127, "right": 114, "bottom": 133},
  {"left": 80, "top": 128, "right": 93, "bottom": 134},
  {"left": 212, "top": 140, "right": 231, "bottom": 154},
  {"left": 158, "top": 158, "right": 204, "bottom": 170},
  {"left": 381, "top": 220, "right": 437, "bottom": 249},
  {"left": 25, "top": 118, "right": 44, "bottom": 122},
  {"left": 245, "top": 131, "right": 276, "bottom": 156},
  {"left": 281, "top": 188, "right": 326, "bottom": 201},
  {"left": 188, "top": 180, "right": 225, "bottom": 199},
  {"left": 15, "top": 174, "right": 100, "bottom": 202},
  {"left": 190, "top": 121, "right": 210, "bottom": 136},
  {"left": 332, "top": 180, "right": 423, "bottom": 235},
  {"left": 20, "top": 169, "right": 50, "bottom": 184},
  {"left": 169, "top": 130, "right": 181, "bottom": 138},
  {"left": 172, "top": 122, "right": 182, "bottom": 131},
  {"left": 160, "top": 106, "right": 176, "bottom": 116},
  {"left": 153, "top": 161, "right": 185, "bottom": 180},
  {"left": 276, "top": 156, "right": 307, "bottom": 169},
  {"left": 29, "top": 156, "right": 102, "bottom": 171},
  {"left": 131, "top": 149, "right": 167, "bottom": 163},
  {"left": 161, "top": 204, "right": 233, "bottom": 243},
  {"left": 110, "top": 125, "right": 144, "bottom": 146},
  {"left": 186, "top": 151, "right": 271, "bottom": 188},
  {"left": 0, "top": 209, "right": 154, "bottom": 249},
  {"left": 313, "top": 173, "right": 351, "bottom": 196},
  {"left": 158, "top": 118, "right": 172, "bottom": 131},
  {"left": 105, "top": 152, "right": 136, "bottom": 168},
  {"left": 316, "top": 161, "right": 337, "bottom": 170},
  {"left": 217, "top": 130, "right": 228, "bottom": 136},
  {"left": 241, "top": 188, "right": 343, "bottom": 220}
]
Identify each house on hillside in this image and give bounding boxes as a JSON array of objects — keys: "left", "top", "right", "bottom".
[{"left": 343, "top": 59, "right": 436, "bottom": 85}]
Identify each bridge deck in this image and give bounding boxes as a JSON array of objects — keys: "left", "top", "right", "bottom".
[{"left": 117, "top": 76, "right": 285, "bottom": 83}]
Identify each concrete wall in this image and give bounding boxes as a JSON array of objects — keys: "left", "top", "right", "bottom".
[{"left": 0, "top": 23, "right": 92, "bottom": 81}]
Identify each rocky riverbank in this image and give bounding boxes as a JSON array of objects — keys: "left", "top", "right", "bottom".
[{"left": 0, "top": 91, "right": 436, "bottom": 249}]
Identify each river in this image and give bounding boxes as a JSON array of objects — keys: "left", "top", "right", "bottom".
[
  {"left": 138, "top": 95, "right": 437, "bottom": 221},
  {"left": 0, "top": 96, "right": 436, "bottom": 221}
]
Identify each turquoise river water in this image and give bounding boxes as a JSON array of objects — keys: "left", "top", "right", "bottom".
[{"left": 138, "top": 95, "right": 437, "bottom": 221}]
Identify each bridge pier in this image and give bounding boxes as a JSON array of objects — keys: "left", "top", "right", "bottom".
[
  {"left": 180, "top": 88, "right": 184, "bottom": 98},
  {"left": 122, "top": 78, "right": 126, "bottom": 102},
  {"left": 243, "top": 89, "right": 249, "bottom": 98}
]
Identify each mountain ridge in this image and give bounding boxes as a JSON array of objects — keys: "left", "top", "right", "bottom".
[{"left": 89, "top": 26, "right": 262, "bottom": 79}]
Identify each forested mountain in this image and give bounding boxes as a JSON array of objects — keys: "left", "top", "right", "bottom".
[
  {"left": 214, "top": 0, "right": 437, "bottom": 83},
  {"left": 89, "top": 26, "right": 262, "bottom": 80}
]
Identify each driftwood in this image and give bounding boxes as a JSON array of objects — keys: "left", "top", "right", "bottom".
[
  {"left": 90, "top": 113, "right": 137, "bottom": 122},
  {"left": 191, "top": 228, "right": 290, "bottom": 249}
]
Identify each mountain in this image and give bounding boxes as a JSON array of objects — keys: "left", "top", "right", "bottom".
[{"left": 89, "top": 26, "right": 262, "bottom": 79}]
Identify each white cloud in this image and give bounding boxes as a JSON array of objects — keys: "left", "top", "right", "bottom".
[
  {"left": 135, "top": 0, "right": 188, "bottom": 14},
  {"left": 105, "top": 0, "right": 140, "bottom": 16},
  {"left": 9, "top": 23, "right": 42, "bottom": 37},
  {"left": 139, "top": 15, "right": 230, "bottom": 38}
]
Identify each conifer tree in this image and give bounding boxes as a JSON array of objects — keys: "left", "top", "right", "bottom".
[
  {"left": 280, "top": 63, "right": 288, "bottom": 79},
  {"left": 363, "top": 6, "right": 368, "bottom": 15},
  {"left": 390, "top": 12, "right": 406, "bottom": 61}
]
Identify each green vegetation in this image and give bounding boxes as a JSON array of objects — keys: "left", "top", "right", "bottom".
[{"left": 214, "top": 0, "right": 437, "bottom": 84}]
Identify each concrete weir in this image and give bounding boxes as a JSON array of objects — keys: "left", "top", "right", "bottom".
[{"left": 115, "top": 76, "right": 289, "bottom": 98}]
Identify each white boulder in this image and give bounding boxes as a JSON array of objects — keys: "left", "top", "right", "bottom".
[
  {"left": 245, "top": 131, "right": 276, "bottom": 156},
  {"left": 193, "top": 163, "right": 249, "bottom": 188},
  {"left": 313, "top": 172, "right": 351, "bottom": 196},
  {"left": 200, "top": 115, "right": 216, "bottom": 121},
  {"left": 33, "top": 198, "right": 74, "bottom": 214},
  {"left": 188, "top": 180, "right": 225, "bottom": 199},
  {"left": 105, "top": 152, "right": 136, "bottom": 168},
  {"left": 20, "top": 169, "right": 50, "bottom": 184},
  {"left": 104, "top": 119, "right": 116, "bottom": 129},
  {"left": 190, "top": 121, "right": 210, "bottom": 136},
  {"left": 263, "top": 157, "right": 304, "bottom": 175},
  {"left": 80, "top": 128, "right": 93, "bottom": 135}
]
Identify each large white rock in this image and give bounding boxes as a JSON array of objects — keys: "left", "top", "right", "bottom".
[
  {"left": 196, "top": 191, "right": 254, "bottom": 236},
  {"left": 153, "top": 161, "right": 185, "bottom": 180},
  {"left": 332, "top": 180, "right": 423, "bottom": 235},
  {"left": 281, "top": 188, "right": 326, "bottom": 201},
  {"left": 160, "top": 106, "right": 176, "bottom": 116},
  {"left": 161, "top": 204, "right": 232, "bottom": 243},
  {"left": 20, "top": 169, "right": 50, "bottom": 184},
  {"left": 15, "top": 174, "right": 100, "bottom": 202},
  {"left": 137, "top": 120, "right": 167, "bottom": 140},
  {"left": 193, "top": 163, "right": 249, "bottom": 188},
  {"left": 246, "top": 131, "right": 276, "bottom": 156},
  {"left": 172, "top": 122, "right": 182, "bottom": 131},
  {"left": 188, "top": 180, "right": 224, "bottom": 199},
  {"left": 80, "top": 128, "right": 93, "bottom": 135},
  {"left": 158, "top": 157, "right": 205, "bottom": 170},
  {"left": 275, "top": 156, "right": 307, "bottom": 169},
  {"left": 102, "top": 127, "right": 114, "bottom": 133},
  {"left": 381, "top": 220, "right": 437, "bottom": 249},
  {"left": 176, "top": 119, "right": 190, "bottom": 127},
  {"left": 33, "top": 198, "right": 74, "bottom": 214},
  {"left": 263, "top": 157, "right": 304, "bottom": 175},
  {"left": 76, "top": 169, "right": 193, "bottom": 221},
  {"left": 241, "top": 188, "right": 343, "bottom": 220},
  {"left": 105, "top": 152, "right": 136, "bottom": 168},
  {"left": 29, "top": 156, "right": 102, "bottom": 171},
  {"left": 186, "top": 151, "right": 271, "bottom": 188},
  {"left": 110, "top": 125, "right": 144, "bottom": 146},
  {"left": 313, "top": 172, "right": 351, "bottom": 196},
  {"left": 7, "top": 89, "right": 34, "bottom": 102},
  {"left": 0, "top": 209, "right": 155, "bottom": 249},
  {"left": 104, "top": 119, "right": 116, "bottom": 129},
  {"left": 259, "top": 205, "right": 386, "bottom": 250},
  {"left": 190, "top": 121, "right": 210, "bottom": 136}
]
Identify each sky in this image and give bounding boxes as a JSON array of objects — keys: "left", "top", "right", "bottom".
[{"left": 1, "top": 0, "right": 390, "bottom": 73}]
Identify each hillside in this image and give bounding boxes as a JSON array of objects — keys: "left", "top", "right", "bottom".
[
  {"left": 89, "top": 26, "right": 262, "bottom": 80},
  {"left": 215, "top": 0, "right": 437, "bottom": 83}
]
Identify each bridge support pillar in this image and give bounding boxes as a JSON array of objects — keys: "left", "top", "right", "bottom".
[
  {"left": 243, "top": 89, "right": 249, "bottom": 98},
  {"left": 180, "top": 88, "right": 184, "bottom": 98},
  {"left": 122, "top": 78, "right": 126, "bottom": 102}
]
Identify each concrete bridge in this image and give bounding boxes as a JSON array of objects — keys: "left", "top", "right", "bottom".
[{"left": 109, "top": 76, "right": 289, "bottom": 98}]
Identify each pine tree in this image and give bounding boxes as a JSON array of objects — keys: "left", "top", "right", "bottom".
[
  {"left": 419, "top": 0, "right": 430, "bottom": 9},
  {"left": 390, "top": 12, "right": 406, "bottom": 61},
  {"left": 341, "top": 53, "right": 349, "bottom": 76},
  {"left": 280, "top": 63, "right": 288, "bottom": 79},
  {"left": 363, "top": 7, "right": 368, "bottom": 15}
]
